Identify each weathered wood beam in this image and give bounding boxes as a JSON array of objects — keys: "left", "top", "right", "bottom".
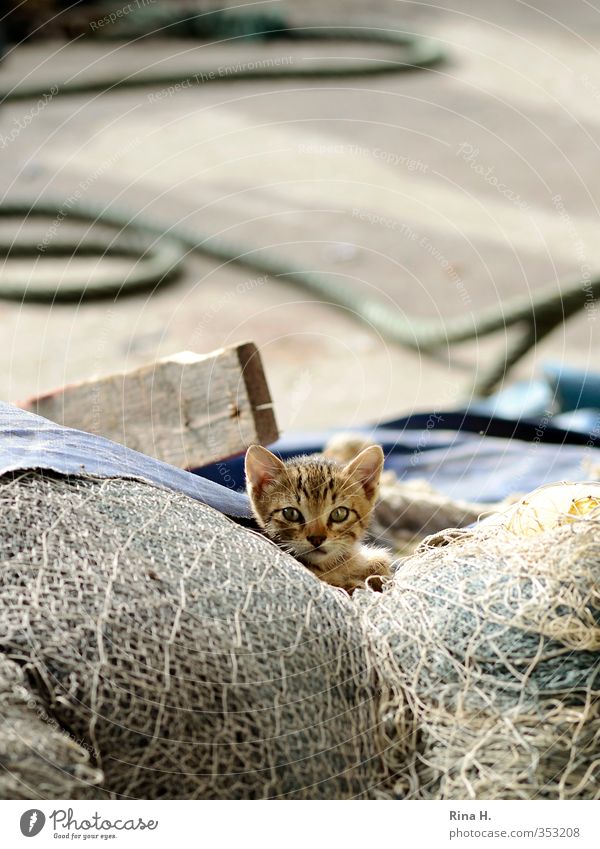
[{"left": 20, "top": 342, "right": 278, "bottom": 469}]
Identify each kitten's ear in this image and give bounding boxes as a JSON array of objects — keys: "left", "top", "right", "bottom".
[
  {"left": 343, "top": 444, "right": 384, "bottom": 499},
  {"left": 245, "top": 445, "right": 285, "bottom": 496}
]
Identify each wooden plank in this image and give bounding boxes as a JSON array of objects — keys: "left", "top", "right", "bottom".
[{"left": 19, "top": 343, "right": 278, "bottom": 469}]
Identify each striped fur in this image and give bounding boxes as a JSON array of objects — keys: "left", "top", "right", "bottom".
[{"left": 245, "top": 444, "right": 391, "bottom": 594}]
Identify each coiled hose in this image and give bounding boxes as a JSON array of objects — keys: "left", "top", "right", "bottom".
[{"left": 1, "top": 19, "right": 596, "bottom": 394}]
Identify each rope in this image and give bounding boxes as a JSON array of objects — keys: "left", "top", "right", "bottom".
[{"left": 1, "top": 18, "right": 597, "bottom": 394}]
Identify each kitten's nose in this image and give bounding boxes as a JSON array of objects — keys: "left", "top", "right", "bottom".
[{"left": 307, "top": 534, "right": 326, "bottom": 548}]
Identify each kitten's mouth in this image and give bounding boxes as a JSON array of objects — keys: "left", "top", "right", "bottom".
[{"left": 302, "top": 546, "right": 328, "bottom": 559}]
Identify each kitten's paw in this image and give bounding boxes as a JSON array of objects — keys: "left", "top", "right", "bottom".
[
  {"left": 359, "top": 546, "right": 393, "bottom": 592},
  {"left": 363, "top": 546, "right": 393, "bottom": 578}
]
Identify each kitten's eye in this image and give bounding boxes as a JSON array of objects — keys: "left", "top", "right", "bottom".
[
  {"left": 282, "top": 507, "right": 303, "bottom": 522},
  {"left": 330, "top": 506, "right": 349, "bottom": 522}
]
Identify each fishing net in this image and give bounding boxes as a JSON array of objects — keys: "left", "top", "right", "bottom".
[
  {"left": 357, "top": 521, "right": 600, "bottom": 799},
  {"left": 0, "top": 656, "right": 102, "bottom": 800},
  {"left": 0, "top": 470, "right": 399, "bottom": 800},
  {"left": 0, "top": 468, "right": 598, "bottom": 799}
]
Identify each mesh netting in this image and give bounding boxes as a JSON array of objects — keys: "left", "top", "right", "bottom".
[
  {"left": 357, "top": 522, "right": 600, "bottom": 799},
  {"left": 0, "top": 470, "right": 598, "bottom": 799},
  {"left": 0, "top": 656, "right": 102, "bottom": 800},
  {"left": 0, "top": 471, "right": 399, "bottom": 800}
]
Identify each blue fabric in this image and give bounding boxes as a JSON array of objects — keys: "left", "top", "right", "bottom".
[
  {"left": 197, "top": 412, "right": 599, "bottom": 504},
  {"left": 544, "top": 362, "right": 600, "bottom": 412},
  {"left": 0, "top": 401, "right": 251, "bottom": 518},
  {"left": 463, "top": 365, "right": 600, "bottom": 422},
  {"left": 459, "top": 380, "right": 554, "bottom": 420},
  {"left": 1, "top": 401, "right": 597, "bottom": 519},
  {"left": 553, "top": 408, "right": 600, "bottom": 433}
]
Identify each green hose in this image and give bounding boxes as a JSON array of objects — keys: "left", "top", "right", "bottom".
[
  {"left": 0, "top": 24, "right": 445, "bottom": 103},
  {"left": 1, "top": 17, "right": 596, "bottom": 394},
  {"left": 0, "top": 20, "right": 446, "bottom": 301},
  {"left": 4, "top": 198, "right": 597, "bottom": 395}
]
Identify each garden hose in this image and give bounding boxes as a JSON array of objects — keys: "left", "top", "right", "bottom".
[
  {"left": 3, "top": 198, "right": 597, "bottom": 395},
  {"left": 0, "top": 15, "right": 596, "bottom": 394},
  {"left": 0, "top": 22, "right": 445, "bottom": 102}
]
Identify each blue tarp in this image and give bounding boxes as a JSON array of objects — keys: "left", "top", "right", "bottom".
[
  {"left": 0, "top": 401, "right": 250, "bottom": 517},
  {"left": 198, "top": 411, "right": 600, "bottom": 504}
]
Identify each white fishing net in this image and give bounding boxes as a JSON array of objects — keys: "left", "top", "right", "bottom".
[
  {"left": 357, "top": 522, "right": 600, "bottom": 799},
  {"left": 0, "top": 656, "right": 102, "bottom": 800},
  {"left": 0, "top": 469, "right": 598, "bottom": 799},
  {"left": 0, "top": 471, "right": 396, "bottom": 799}
]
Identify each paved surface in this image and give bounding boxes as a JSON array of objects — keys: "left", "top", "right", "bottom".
[{"left": 1, "top": 1, "right": 599, "bottom": 430}]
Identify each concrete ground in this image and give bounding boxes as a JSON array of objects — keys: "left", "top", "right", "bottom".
[{"left": 1, "top": 0, "right": 600, "bottom": 432}]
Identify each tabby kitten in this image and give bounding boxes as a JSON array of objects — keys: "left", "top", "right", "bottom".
[{"left": 245, "top": 444, "right": 392, "bottom": 594}]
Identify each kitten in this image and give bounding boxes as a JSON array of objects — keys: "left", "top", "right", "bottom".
[{"left": 245, "top": 443, "right": 392, "bottom": 594}]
